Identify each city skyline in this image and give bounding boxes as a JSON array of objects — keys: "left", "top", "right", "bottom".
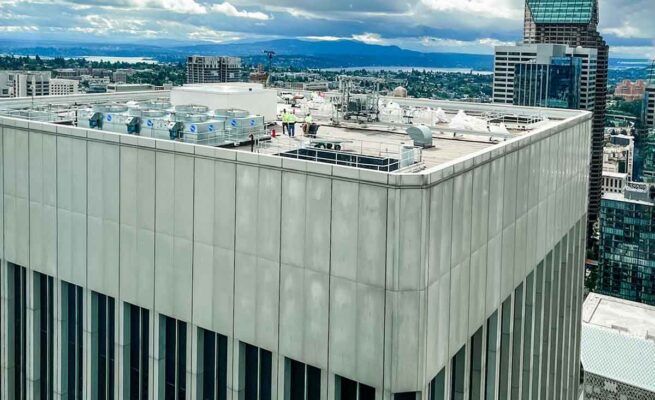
[{"left": 0, "top": 0, "right": 652, "bottom": 59}]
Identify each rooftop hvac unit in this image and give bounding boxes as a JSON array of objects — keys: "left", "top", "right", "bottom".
[
  {"left": 142, "top": 110, "right": 166, "bottom": 118},
  {"left": 89, "top": 111, "right": 103, "bottom": 129},
  {"left": 147, "top": 101, "right": 172, "bottom": 110},
  {"left": 126, "top": 116, "right": 142, "bottom": 135},
  {"left": 168, "top": 121, "right": 185, "bottom": 140},
  {"left": 406, "top": 125, "right": 433, "bottom": 148},
  {"left": 175, "top": 104, "right": 209, "bottom": 114}
]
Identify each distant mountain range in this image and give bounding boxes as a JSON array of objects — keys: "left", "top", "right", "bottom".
[
  {"left": 0, "top": 38, "right": 648, "bottom": 71},
  {"left": 0, "top": 38, "right": 493, "bottom": 70}
]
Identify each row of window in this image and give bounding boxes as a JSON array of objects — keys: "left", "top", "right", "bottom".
[
  {"left": 4, "top": 264, "right": 383, "bottom": 400},
  {"left": 5, "top": 243, "right": 582, "bottom": 400}
]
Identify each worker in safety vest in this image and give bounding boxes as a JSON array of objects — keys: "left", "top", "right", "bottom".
[
  {"left": 303, "top": 113, "right": 313, "bottom": 136},
  {"left": 288, "top": 112, "right": 297, "bottom": 137},
  {"left": 281, "top": 109, "right": 289, "bottom": 135}
]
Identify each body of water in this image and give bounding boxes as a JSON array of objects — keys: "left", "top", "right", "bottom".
[
  {"left": 75, "top": 56, "right": 159, "bottom": 64},
  {"left": 321, "top": 66, "right": 492, "bottom": 75}
]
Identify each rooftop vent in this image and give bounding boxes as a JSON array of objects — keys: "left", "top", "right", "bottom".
[{"left": 406, "top": 125, "right": 433, "bottom": 148}]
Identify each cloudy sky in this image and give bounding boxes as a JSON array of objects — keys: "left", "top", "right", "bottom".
[{"left": 0, "top": 0, "right": 653, "bottom": 58}]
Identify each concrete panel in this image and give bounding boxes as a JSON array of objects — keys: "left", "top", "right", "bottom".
[
  {"left": 57, "top": 136, "right": 87, "bottom": 286},
  {"left": 329, "top": 278, "right": 385, "bottom": 388},
  {"left": 29, "top": 131, "right": 57, "bottom": 276},
  {"left": 0, "top": 126, "right": 3, "bottom": 260},
  {"left": 87, "top": 141, "right": 120, "bottom": 297},
  {"left": 330, "top": 180, "right": 358, "bottom": 282},
  {"left": 388, "top": 290, "right": 423, "bottom": 392},
  {"left": 234, "top": 163, "right": 281, "bottom": 352},
  {"left": 256, "top": 168, "right": 282, "bottom": 263},
  {"left": 119, "top": 147, "right": 156, "bottom": 309},
  {"left": 392, "top": 189, "right": 424, "bottom": 291},
  {"left": 234, "top": 253, "right": 280, "bottom": 352},
  {"left": 192, "top": 158, "right": 236, "bottom": 336},
  {"left": 279, "top": 264, "right": 329, "bottom": 369},
  {"left": 304, "top": 176, "right": 332, "bottom": 275},
  {"left": 154, "top": 153, "right": 194, "bottom": 321},
  {"left": 357, "top": 184, "right": 387, "bottom": 289},
  {"left": 3, "top": 128, "right": 30, "bottom": 267},
  {"left": 280, "top": 172, "right": 307, "bottom": 269}
]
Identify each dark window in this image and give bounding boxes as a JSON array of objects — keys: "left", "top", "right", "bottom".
[
  {"left": 470, "top": 327, "right": 484, "bottom": 400},
  {"left": 429, "top": 369, "right": 445, "bottom": 400},
  {"left": 485, "top": 311, "right": 499, "bottom": 400},
  {"left": 336, "top": 375, "right": 374, "bottom": 400},
  {"left": 307, "top": 365, "right": 320, "bottom": 400},
  {"left": 126, "top": 304, "right": 149, "bottom": 400},
  {"left": 199, "top": 329, "right": 227, "bottom": 400},
  {"left": 359, "top": 383, "right": 375, "bottom": 400},
  {"left": 36, "top": 272, "right": 54, "bottom": 400},
  {"left": 395, "top": 392, "right": 417, "bottom": 400},
  {"left": 243, "top": 343, "right": 272, "bottom": 400},
  {"left": 63, "top": 281, "right": 84, "bottom": 400},
  {"left": 451, "top": 346, "right": 465, "bottom": 400},
  {"left": 338, "top": 377, "right": 357, "bottom": 400},
  {"left": 161, "top": 316, "right": 187, "bottom": 400},
  {"left": 9, "top": 263, "right": 27, "bottom": 400},
  {"left": 93, "top": 293, "right": 115, "bottom": 400},
  {"left": 286, "top": 358, "right": 321, "bottom": 400}
]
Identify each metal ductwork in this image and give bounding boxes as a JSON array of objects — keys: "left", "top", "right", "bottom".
[{"left": 406, "top": 125, "right": 433, "bottom": 148}]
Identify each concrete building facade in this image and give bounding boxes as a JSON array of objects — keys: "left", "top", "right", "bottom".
[
  {"left": 49, "top": 79, "right": 80, "bottom": 96},
  {"left": 613, "top": 80, "right": 647, "bottom": 102},
  {"left": 0, "top": 71, "right": 51, "bottom": 98},
  {"left": 0, "top": 93, "right": 591, "bottom": 400}
]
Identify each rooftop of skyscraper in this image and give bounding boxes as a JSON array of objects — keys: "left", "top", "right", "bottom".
[{"left": 0, "top": 88, "right": 590, "bottom": 175}]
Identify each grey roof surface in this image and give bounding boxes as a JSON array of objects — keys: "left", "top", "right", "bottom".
[
  {"left": 581, "top": 325, "right": 655, "bottom": 392},
  {"left": 581, "top": 293, "right": 655, "bottom": 391}
]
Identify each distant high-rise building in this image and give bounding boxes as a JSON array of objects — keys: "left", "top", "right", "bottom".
[
  {"left": 598, "top": 182, "right": 655, "bottom": 305},
  {"left": 493, "top": 43, "right": 597, "bottom": 110},
  {"left": 524, "top": 0, "right": 609, "bottom": 231},
  {"left": 186, "top": 56, "right": 241, "bottom": 84},
  {"left": 643, "top": 61, "right": 655, "bottom": 129}
]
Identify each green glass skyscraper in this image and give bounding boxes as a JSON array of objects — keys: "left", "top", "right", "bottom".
[
  {"left": 598, "top": 183, "right": 655, "bottom": 305},
  {"left": 525, "top": 0, "right": 608, "bottom": 235}
]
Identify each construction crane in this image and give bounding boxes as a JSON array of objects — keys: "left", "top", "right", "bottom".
[{"left": 263, "top": 50, "right": 275, "bottom": 87}]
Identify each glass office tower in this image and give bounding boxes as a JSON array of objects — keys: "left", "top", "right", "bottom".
[
  {"left": 598, "top": 183, "right": 655, "bottom": 305},
  {"left": 525, "top": 0, "right": 609, "bottom": 233},
  {"left": 514, "top": 57, "right": 581, "bottom": 109}
]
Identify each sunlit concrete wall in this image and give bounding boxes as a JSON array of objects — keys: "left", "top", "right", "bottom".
[{"left": 0, "top": 108, "right": 591, "bottom": 400}]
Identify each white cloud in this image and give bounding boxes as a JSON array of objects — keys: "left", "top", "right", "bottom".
[
  {"left": 186, "top": 26, "right": 242, "bottom": 42},
  {"left": 610, "top": 46, "right": 655, "bottom": 60},
  {"left": 125, "top": 0, "right": 206, "bottom": 14},
  {"left": 419, "top": 0, "right": 523, "bottom": 20},
  {"left": 352, "top": 32, "right": 386, "bottom": 45},
  {"left": 602, "top": 24, "right": 644, "bottom": 39},
  {"left": 303, "top": 36, "right": 344, "bottom": 41},
  {"left": 210, "top": 2, "right": 270, "bottom": 20},
  {"left": 0, "top": 25, "right": 38, "bottom": 32}
]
